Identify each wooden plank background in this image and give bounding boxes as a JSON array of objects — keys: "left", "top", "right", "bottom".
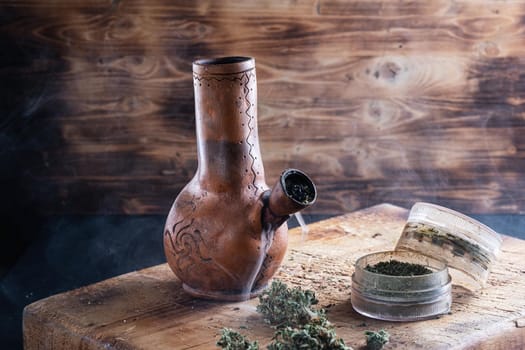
[{"left": 1, "top": 0, "right": 525, "bottom": 215}]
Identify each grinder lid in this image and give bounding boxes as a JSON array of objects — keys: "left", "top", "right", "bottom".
[{"left": 395, "top": 202, "right": 502, "bottom": 291}]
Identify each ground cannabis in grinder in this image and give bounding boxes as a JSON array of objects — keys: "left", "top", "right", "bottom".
[{"left": 365, "top": 259, "right": 432, "bottom": 276}]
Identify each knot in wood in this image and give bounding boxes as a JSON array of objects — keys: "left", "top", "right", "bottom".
[{"left": 374, "top": 62, "right": 402, "bottom": 81}]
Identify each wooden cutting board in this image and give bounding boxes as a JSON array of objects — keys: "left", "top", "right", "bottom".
[{"left": 23, "top": 204, "right": 525, "bottom": 349}]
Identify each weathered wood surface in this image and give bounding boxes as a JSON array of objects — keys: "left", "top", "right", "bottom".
[
  {"left": 23, "top": 204, "right": 525, "bottom": 349},
  {"left": 2, "top": 0, "right": 525, "bottom": 214}
]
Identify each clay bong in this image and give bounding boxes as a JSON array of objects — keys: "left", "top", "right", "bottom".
[{"left": 163, "top": 56, "right": 316, "bottom": 301}]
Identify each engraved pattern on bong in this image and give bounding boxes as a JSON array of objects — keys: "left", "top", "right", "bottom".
[
  {"left": 193, "top": 70, "right": 259, "bottom": 195},
  {"left": 165, "top": 218, "right": 212, "bottom": 278}
]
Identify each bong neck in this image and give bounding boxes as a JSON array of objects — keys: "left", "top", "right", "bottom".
[{"left": 192, "top": 57, "right": 265, "bottom": 190}]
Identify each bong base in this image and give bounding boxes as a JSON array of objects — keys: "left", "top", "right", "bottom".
[{"left": 182, "top": 283, "right": 267, "bottom": 301}]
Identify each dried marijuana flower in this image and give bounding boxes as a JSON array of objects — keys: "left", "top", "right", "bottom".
[
  {"left": 256, "top": 280, "right": 322, "bottom": 328},
  {"left": 218, "top": 281, "right": 358, "bottom": 350},
  {"left": 364, "top": 329, "right": 390, "bottom": 350},
  {"left": 267, "top": 318, "right": 351, "bottom": 350},
  {"left": 217, "top": 328, "right": 259, "bottom": 350},
  {"left": 257, "top": 280, "right": 351, "bottom": 349}
]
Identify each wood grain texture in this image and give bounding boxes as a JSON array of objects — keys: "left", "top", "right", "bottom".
[
  {"left": 23, "top": 204, "right": 525, "bottom": 349},
  {"left": 1, "top": 0, "right": 525, "bottom": 215}
]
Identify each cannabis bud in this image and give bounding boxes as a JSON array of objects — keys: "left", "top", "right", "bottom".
[
  {"left": 364, "top": 329, "right": 390, "bottom": 350},
  {"left": 267, "top": 318, "right": 350, "bottom": 350},
  {"left": 217, "top": 328, "right": 259, "bottom": 350},
  {"left": 256, "top": 279, "right": 321, "bottom": 328},
  {"left": 217, "top": 280, "right": 355, "bottom": 350},
  {"left": 257, "top": 281, "right": 351, "bottom": 350}
]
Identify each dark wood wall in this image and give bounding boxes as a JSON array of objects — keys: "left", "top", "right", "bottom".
[{"left": 2, "top": 0, "right": 525, "bottom": 216}]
